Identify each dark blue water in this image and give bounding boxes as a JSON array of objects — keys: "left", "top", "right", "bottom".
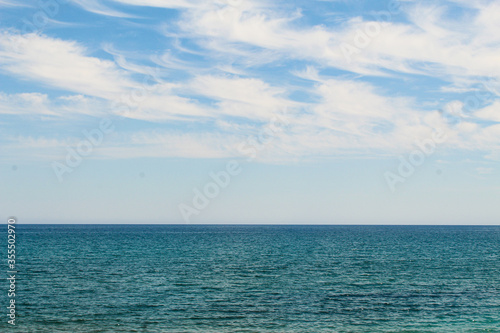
[{"left": 1, "top": 225, "right": 499, "bottom": 332}]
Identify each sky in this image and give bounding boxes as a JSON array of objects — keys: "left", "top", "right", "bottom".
[{"left": 0, "top": 0, "right": 499, "bottom": 224}]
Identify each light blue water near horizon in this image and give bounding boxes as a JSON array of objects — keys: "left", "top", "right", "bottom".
[{"left": 1, "top": 225, "right": 499, "bottom": 332}]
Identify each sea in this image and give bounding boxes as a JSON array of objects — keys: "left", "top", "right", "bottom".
[{"left": 1, "top": 224, "right": 499, "bottom": 332}]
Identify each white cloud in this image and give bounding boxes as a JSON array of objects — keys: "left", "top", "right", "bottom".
[
  {"left": 69, "top": 0, "right": 500, "bottom": 85},
  {"left": 2, "top": 67, "right": 497, "bottom": 162},
  {"left": 474, "top": 100, "right": 500, "bottom": 122},
  {"left": 179, "top": 3, "right": 351, "bottom": 69},
  {"left": 476, "top": 167, "right": 494, "bottom": 175},
  {"left": 165, "top": 0, "right": 500, "bottom": 84},
  {"left": 0, "top": 92, "right": 108, "bottom": 117},
  {"left": 3, "top": 1, "right": 500, "bottom": 163},
  {"left": 0, "top": 31, "right": 135, "bottom": 99},
  {"left": 110, "top": 0, "right": 199, "bottom": 9},
  {"left": 188, "top": 75, "right": 295, "bottom": 120},
  {"left": 71, "top": 0, "right": 133, "bottom": 17},
  {"left": 0, "top": 93, "right": 52, "bottom": 115},
  {"left": 0, "top": 31, "right": 216, "bottom": 121}
]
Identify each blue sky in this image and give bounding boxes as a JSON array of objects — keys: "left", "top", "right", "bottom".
[{"left": 0, "top": 0, "right": 499, "bottom": 224}]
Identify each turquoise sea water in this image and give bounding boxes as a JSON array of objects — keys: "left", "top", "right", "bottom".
[{"left": 1, "top": 225, "right": 499, "bottom": 332}]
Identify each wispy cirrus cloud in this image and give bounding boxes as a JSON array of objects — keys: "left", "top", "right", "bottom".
[
  {"left": 71, "top": 0, "right": 134, "bottom": 17},
  {"left": 1, "top": 0, "right": 500, "bottom": 164},
  {"left": 0, "top": 0, "right": 24, "bottom": 7},
  {"left": 0, "top": 31, "right": 134, "bottom": 98}
]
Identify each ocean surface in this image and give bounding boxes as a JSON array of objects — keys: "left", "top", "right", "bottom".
[{"left": 1, "top": 225, "right": 499, "bottom": 332}]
